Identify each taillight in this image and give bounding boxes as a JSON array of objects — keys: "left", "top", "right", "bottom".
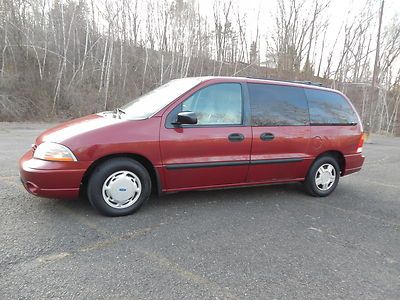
[{"left": 357, "top": 134, "right": 364, "bottom": 153}]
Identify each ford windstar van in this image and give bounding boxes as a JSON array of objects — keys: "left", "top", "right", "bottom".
[{"left": 20, "top": 77, "right": 365, "bottom": 216}]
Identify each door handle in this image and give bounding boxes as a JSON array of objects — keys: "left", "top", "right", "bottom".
[
  {"left": 260, "top": 132, "right": 275, "bottom": 141},
  {"left": 228, "top": 133, "right": 245, "bottom": 142}
]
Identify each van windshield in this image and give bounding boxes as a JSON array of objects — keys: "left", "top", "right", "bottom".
[{"left": 120, "top": 78, "right": 203, "bottom": 120}]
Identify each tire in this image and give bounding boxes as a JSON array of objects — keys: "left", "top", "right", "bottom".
[
  {"left": 87, "top": 158, "right": 151, "bottom": 217},
  {"left": 304, "top": 156, "right": 340, "bottom": 197}
]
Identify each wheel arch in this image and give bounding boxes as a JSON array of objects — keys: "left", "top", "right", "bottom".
[
  {"left": 313, "top": 150, "right": 345, "bottom": 175},
  {"left": 80, "top": 153, "right": 162, "bottom": 197}
]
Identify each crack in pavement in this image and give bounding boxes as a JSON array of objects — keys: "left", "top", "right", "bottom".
[
  {"left": 7, "top": 204, "right": 241, "bottom": 299},
  {"left": 142, "top": 250, "right": 239, "bottom": 299},
  {"left": 304, "top": 197, "right": 400, "bottom": 227}
]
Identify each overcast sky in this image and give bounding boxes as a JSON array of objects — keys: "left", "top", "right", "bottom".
[
  {"left": 194, "top": 0, "right": 399, "bottom": 71},
  {"left": 198, "top": 0, "right": 399, "bottom": 38}
]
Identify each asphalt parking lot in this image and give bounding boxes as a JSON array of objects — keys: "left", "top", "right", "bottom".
[{"left": 0, "top": 122, "right": 399, "bottom": 299}]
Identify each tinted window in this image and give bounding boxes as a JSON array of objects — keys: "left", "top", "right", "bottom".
[
  {"left": 248, "top": 83, "right": 309, "bottom": 126},
  {"left": 181, "top": 83, "right": 242, "bottom": 125},
  {"left": 305, "top": 89, "right": 357, "bottom": 125}
]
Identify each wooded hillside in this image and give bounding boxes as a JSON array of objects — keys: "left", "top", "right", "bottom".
[{"left": 1, "top": 0, "right": 399, "bottom": 135}]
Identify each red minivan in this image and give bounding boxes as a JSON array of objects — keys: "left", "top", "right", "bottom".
[{"left": 20, "top": 77, "right": 365, "bottom": 216}]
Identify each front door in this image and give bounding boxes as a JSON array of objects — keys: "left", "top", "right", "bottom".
[
  {"left": 246, "top": 83, "right": 312, "bottom": 182},
  {"left": 160, "top": 82, "right": 252, "bottom": 191}
]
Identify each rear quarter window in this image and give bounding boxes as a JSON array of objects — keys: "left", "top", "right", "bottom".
[
  {"left": 305, "top": 89, "right": 358, "bottom": 125},
  {"left": 248, "top": 83, "right": 309, "bottom": 126}
]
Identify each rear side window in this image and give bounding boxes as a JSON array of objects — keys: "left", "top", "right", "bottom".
[
  {"left": 248, "top": 83, "right": 309, "bottom": 126},
  {"left": 305, "top": 89, "right": 357, "bottom": 125}
]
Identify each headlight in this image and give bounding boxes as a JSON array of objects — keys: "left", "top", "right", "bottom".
[{"left": 33, "top": 142, "right": 77, "bottom": 162}]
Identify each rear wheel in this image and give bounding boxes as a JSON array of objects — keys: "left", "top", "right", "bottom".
[
  {"left": 87, "top": 158, "right": 151, "bottom": 216},
  {"left": 304, "top": 156, "right": 340, "bottom": 197}
]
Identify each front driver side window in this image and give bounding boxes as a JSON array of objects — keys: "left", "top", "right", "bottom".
[{"left": 181, "top": 83, "right": 243, "bottom": 125}]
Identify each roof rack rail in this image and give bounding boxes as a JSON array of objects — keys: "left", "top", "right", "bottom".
[
  {"left": 293, "top": 80, "right": 323, "bottom": 87},
  {"left": 246, "top": 77, "right": 324, "bottom": 87}
]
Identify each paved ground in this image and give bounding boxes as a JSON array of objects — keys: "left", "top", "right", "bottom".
[{"left": 0, "top": 122, "right": 399, "bottom": 299}]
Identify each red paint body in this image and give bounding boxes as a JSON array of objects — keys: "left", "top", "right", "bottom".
[{"left": 19, "top": 77, "right": 365, "bottom": 199}]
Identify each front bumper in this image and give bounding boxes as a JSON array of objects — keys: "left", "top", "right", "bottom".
[
  {"left": 343, "top": 153, "right": 365, "bottom": 176},
  {"left": 19, "top": 150, "right": 91, "bottom": 199}
]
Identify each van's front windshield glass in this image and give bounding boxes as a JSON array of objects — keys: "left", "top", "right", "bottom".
[{"left": 120, "top": 78, "right": 203, "bottom": 120}]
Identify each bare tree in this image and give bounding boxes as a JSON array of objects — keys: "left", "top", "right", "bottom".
[{"left": 0, "top": 0, "right": 399, "bottom": 136}]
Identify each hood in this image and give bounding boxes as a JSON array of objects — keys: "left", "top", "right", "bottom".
[{"left": 36, "top": 113, "right": 124, "bottom": 145}]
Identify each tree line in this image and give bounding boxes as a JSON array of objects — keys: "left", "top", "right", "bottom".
[{"left": 0, "top": 0, "right": 399, "bottom": 135}]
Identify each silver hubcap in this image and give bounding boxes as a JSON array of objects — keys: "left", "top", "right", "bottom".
[
  {"left": 315, "top": 163, "right": 336, "bottom": 191},
  {"left": 102, "top": 171, "right": 142, "bottom": 209}
]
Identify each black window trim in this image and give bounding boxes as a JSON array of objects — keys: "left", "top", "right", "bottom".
[
  {"left": 310, "top": 122, "right": 358, "bottom": 126},
  {"left": 165, "top": 82, "right": 251, "bottom": 129}
]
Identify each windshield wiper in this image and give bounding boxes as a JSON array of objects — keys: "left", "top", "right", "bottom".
[{"left": 113, "top": 108, "right": 126, "bottom": 119}]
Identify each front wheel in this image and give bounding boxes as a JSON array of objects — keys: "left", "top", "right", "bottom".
[
  {"left": 304, "top": 156, "right": 340, "bottom": 197},
  {"left": 87, "top": 158, "right": 151, "bottom": 216}
]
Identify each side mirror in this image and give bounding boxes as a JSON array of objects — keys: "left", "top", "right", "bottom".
[{"left": 172, "top": 111, "right": 198, "bottom": 126}]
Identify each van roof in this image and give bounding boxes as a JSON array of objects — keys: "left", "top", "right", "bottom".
[{"left": 186, "top": 76, "right": 337, "bottom": 93}]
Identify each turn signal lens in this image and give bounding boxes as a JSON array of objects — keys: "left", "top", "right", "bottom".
[
  {"left": 357, "top": 134, "right": 364, "bottom": 153},
  {"left": 33, "top": 142, "right": 77, "bottom": 162}
]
